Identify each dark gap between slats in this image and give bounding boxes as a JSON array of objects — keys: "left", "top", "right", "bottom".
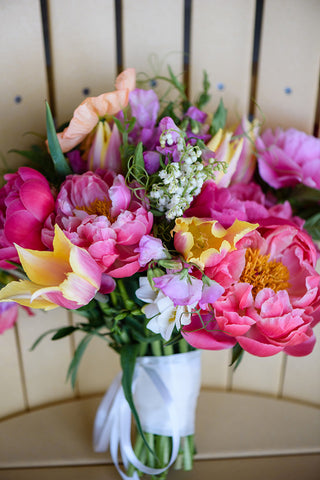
[
  {"left": 248, "top": 0, "right": 264, "bottom": 120},
  {"left": 183, "top": 0, "right": 192, "bottom": 98},
  {"left": 40, "top": 0, "right": 56, "bottom": 121},
  {"left": 313, "top": 68, "right": 320, "bottom": 137},
  {"left": 115, "top": 0, "right": 123, "bottom": 74}
]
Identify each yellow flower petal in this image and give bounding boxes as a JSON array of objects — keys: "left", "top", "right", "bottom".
[{"left": 0, "top": 280, "right": 58, "bottom": 310}]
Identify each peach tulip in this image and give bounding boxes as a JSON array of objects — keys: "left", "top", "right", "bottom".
[{"left": 56, "top": 68, "right": 136, "bottom": 153}]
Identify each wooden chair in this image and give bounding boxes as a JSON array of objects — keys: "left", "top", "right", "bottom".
[{"left": 0, "top": 1, "right": 319, "bottom": 478}]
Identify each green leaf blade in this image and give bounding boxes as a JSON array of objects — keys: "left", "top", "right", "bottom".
[
  {"left": 120, "top": 344, "right": 154, "bottom": 455},
  {"left": 210, "top": 98, "right": 227, "bottom": 136},
  {"left": 46, "top": 102, "right": 72, "bottom": 177}
]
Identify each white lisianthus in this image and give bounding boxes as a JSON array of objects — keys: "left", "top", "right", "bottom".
[{"left": 136, "top": 277, "right": 192, "bottom": 341}]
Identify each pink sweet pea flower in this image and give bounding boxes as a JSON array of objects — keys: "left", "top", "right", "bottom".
[
  {"left": 153, "top": 273, "right": 203, "bottom": 306},
  {"left": 256, "top": 128, "right": 320, "bottom": 189},
  {"left": 52, "top": 172, "right": 153, "bottom": 278},
  {"left": 136, "top": 235, "right": 168, "bottom": 267},
  {"left": 0, "top": 302, "right": 19, "bottom": 333},
  {"left": 0, "top": 225, "right": 102, "bottom": 310},
  {"left": 0, "top": 303, "right": 34, "bottom": 334},
  {"left": 0, "top": 167, "right": 55, "bottom": 268},
  {"left": 56, "top": 68, "right": 136, "bottom": 153}
]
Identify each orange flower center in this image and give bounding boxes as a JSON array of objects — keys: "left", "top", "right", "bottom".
[
  {"left": 77, "top": 198, "right": 114, "bottom": 222},
  {"left": 240, "top": 248, "right": 290, "bottom": 298}
]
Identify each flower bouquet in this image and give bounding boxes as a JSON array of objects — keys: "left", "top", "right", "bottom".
[{"left": 1, "top": 66, "right": 320, "bottom": 479}]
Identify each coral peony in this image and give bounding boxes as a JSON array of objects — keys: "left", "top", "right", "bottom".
[
  {"left": 54, "top": 172, "right": 153, "bottom": 277},
  {"left": 183, "top": 222, "right": 320, "bottom": 357},
  {"left": 256, "top": 128, "right": 320, "bottom": 189}
]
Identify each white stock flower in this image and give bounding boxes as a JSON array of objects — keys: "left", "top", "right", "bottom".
[{"left": 136, "top": 277, "right": 192, "bottom": 341}]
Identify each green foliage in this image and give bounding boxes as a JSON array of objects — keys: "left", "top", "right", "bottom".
[
  {"left": 210, "top": 98, "right": 227, "bottom": 136},
  {"left": 46, "top": 102, "right": 72, "bottom": 177},
  {"left": 51, "top": 326, "right": 77, "bottom": 340},
  {"left": 196, "top": 70, "right": 211, "bottom": 110},
  {"left": 304, "top": 213, "right": 320, "bottom": 240},
  {"left": 67, "top": 334, "right": 93, "bottom": 388},
  {"left": 230, "top": 343, "right": 244, "bottom": 370},
  {"left": 120, "top": 344, "right": 154, "bottom": 454}
]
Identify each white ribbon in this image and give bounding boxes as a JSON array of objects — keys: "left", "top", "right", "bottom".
[{"left": 93, "top": 350, "right": 201, "bottom": 479}]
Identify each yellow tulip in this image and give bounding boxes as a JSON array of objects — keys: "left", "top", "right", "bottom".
[{"left": 0, "top": 225, "right": 101, "bottom": 310}]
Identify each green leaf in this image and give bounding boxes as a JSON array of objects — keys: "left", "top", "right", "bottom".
[
  {"left": 51, "top": 326, "right": 77, "bottom": 340},
  {"left": 196, "top": 70, "right": 211, "bottom": 109},
  {"left": 230, "top": 343, "right": 244, "bottom": 370},
  {"left": 30, "top": 328, "right": 62, "bottom": 351},
  {"left": 67, "top": 334, "right": 93, "bottom": 388},
  {"left": 46, "top": 102, "right": 72, "bottom": 176},
  {"left": 210, "top": 98, "right": 227, "bottom": 136},
  {"left": 120, "top": 344, "right": 154, "bottom": 454},
  {"left": 132, "top": 142, "right": 145, "bottom": 181},
  {"left": 304, "top": 213, "right": 320, "bottom": 240},
  {"left": 167, "top": 66, "right": 187, "bottom": 101}
]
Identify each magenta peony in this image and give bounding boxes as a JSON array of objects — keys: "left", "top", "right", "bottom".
[
  {"left": 182, "top": 221, "right": 320, "bottom": 357},
  {"left": 256, "top": 128, "right": 320, "bottom": 189},
  {"left": 54, "top": 171, "right": 153, "bottom": 277},
  {"left": 0, "top": 167, "right": 55, "bottom": 268},
  {"left": 185, "top": 180, "right": 303, "bottom": 229}
]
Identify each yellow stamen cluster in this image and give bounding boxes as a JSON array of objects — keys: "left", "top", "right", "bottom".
[
  {"left": 240, "top": 248, "right": 290, "bottom": 297},
  {"left": 77, "top": 198, "right": 113, "bottom": 222}
]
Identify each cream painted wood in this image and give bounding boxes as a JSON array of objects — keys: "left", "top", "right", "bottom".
[
  {"left": 72, "top": 314, "right": 120, "bottom": 395},
  {"left": 48, "top": 0, "right": 117, "bottom": 126},
  {"left": 255, "top": 0, "right": 320, "bottom": 132},
  {"left": 201, "top": 350, "right": 231, "bottom": 389},
  {"left": 16, "top": 308, "right": 74, "bottom": 408},
  {"left": 1, "top": 456, "right": 320, "bottom": 480},
  {"left": 0, "top": 391, "right": 319, "bottom": 478},
  {"left": 231, "top": 351, "right": 284, "bottom": 396},
  {"left": 122, "top": 0, "right": 185, "bottom": 93},
  {"left": 0, "top": 326, "right": 26, "bottom": 417},
  {"left": 189, "top": 0, "right": 256, "bottom": 126},
  {"left": 0, "top": 0, "right": 48, "bottom": 170},
  {"left": 283, "top": 324, "right": 320, "bottom": 406}
]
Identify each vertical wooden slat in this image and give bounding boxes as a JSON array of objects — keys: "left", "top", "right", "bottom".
[
  {"left": 48, "top": 0, "right": 117, "bottom": 126},
  {"left": 190, "top": 0, "right": 256, "bottom": 125},
  {"left": 72, "top": 314, "right": 120, "bottom": 395},
  {"left": 0, "top": 328, "right": 26, "bottom": 418},
  {"left": 255, "top": 0, "right": 320, "bottom": 132},
  {"left": 16, "top": 309, "right": 74, "bottom": 408},
  {"left": 122, "top": 0, "right": 185, "bottom": 88},
  {"left": 0, "top": 0, "right": 48, "bottom": 171}
]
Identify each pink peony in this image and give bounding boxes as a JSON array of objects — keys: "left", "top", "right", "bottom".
[
  {"left": 54, "top": 172, "right": 153, "bottom": 278},
  {"left": 256, "top": 128, "right": 320, "bottom": 189},
  {"left": 183, "top": 222, "right": 320, "bottom": 357},
  {"left": 0, "top": 167, "right": 55, "bottom": 268}
]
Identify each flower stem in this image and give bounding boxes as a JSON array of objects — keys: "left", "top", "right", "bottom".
[
  {"left": 178, "top": 338, "right": 189, "bottom": 353},
  {"left": 151, "top": 339, "right": 163, "bottom": 356},
  {"left": 127, "top": 433, "right": 144, "bottom": 477},
  {"left": 163, "top": 343, "right": 174, "bottom": 355},
  {"left": 183, "top": 435, "right": 194, "bottom": 471}
]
